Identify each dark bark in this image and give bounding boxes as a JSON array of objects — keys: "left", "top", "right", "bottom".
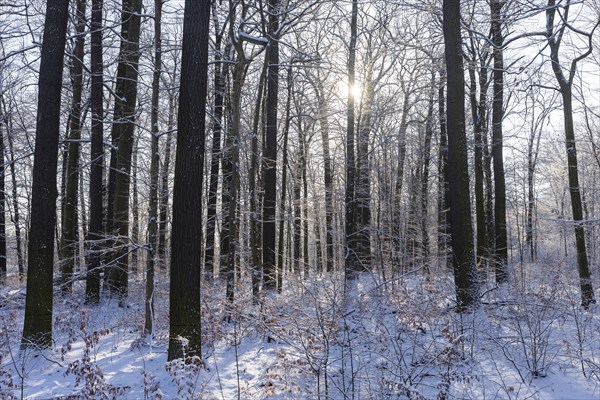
[
  {"left": 145, "top": 0, "right": 162, "bottom": 336},
  {"left": 60, "top": 0, "right": 87, "bottom": 293},
  {"left": 222, "top": 57, "right": 245, "bottom": 312},
  {"left": 545, "top": 0, "right": 596, "bottom": 307},
  {"left": 443, "top": 0, "right": 479, "bottom": 310},
  {"left": 204, "top": 2, "right": 226, "bottom": 278},
  {"left": 168, "top": 0, "right": 211, "bottom": 361},
  {"left": 130, "top": 137, "right": 139, "bottom": 273},
  {"left": 0, "top": 112, "right": 5, "bottom": 284},
  {"left": 108, "top": 0, "right": 142, "bottom": 300},
  {"left": 437, "top": 69, "right": 451, "bottom": 269},
  {"left": 467, "top": 56, "right": 489, "bottom": 269},
  {"left": 276, "top": 67, "right": 293, "bottom": 292},
  {"left": 491, "top": 0, "right": 508, "bottom": 283},
  {"left": 22, "top": 0, "right": 70, "bottom": 348},
  {"left": 345, "top": 0, "right": 360, "bottom": 280},
  {"left": 106, "top": 0, "right": 134, "bottom": 237},
  {"left": 262, "top": 0, "right": 279, "bottom": 290},
  {"left": 158, "top": 92, "right": 175, "bottom": 268},
  {"left": 420, "top": 71, "right": 435, "bottom": 266},
  {"left": 356, "top": 81, "right": 373, "bottom": 270},
  {"left": 316, "top": 78, "right": 334, "bottom": 272},
  {"left": 85, "top": 0, "right": 105, "bottom": 303},
  {"left": 5, "top": 118, "right": 24, "bottom": 278},
  {"left": 249, "top": 61, "right": 267, "bottom": 299}
]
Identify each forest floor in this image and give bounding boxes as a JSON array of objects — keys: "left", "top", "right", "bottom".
[{"left": 1, "top": 258, "right": 600, "bottom": 399}]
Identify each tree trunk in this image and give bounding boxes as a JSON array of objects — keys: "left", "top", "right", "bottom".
[
  {"left": 443, "top": 0, "right": 479, "bottom": 310},
  {"left": 22, "top": 0, "right": 70, "bottom": 348},
  {"left": 144, "top": 0, "right": 162, "bottom": 336},
  {"left": 5, "top": 117, "right": 24, "bottom": 278},
  {"left": 467, "top": 59, "right": 488, "bottom": 269},
  {"left": 277, "top": 66, "right": 293, "bottom": 292},
  {"left": 158, "top": 91, "right": 175, "bottom": 268},
  {"left": 356, "top": 80, "right": 373, "bottom": 271},
  {"left": 204, "top": 2, "right": 226, "bottom": 278},
  {"left": 108, "top": 0, "right": 142, "bottom": 301},
  {"left": 420, "top": 70, "right": 435, "bottom": 268},
  {"left": 222, "top": 57, "right": 245, "bottom": 312},
  {"left": 60, "top": 0, "right": 87, "bottom": 293},
  {"left": 130, "top": 136, "right": 139, "bottom": 274},
  {"left": 262, "top": 0, "right": 280, "bottom": 291},
  {"left": 491, "top": 0, "right": 508, "bottom": 283},
  {"left": 0, "top": 111, "right": 5, "bottom": 284},
  {"left": 249, "top": 61, "right": 267, "bottom": 299},
  {"left": 437, "top": 68, "right": 450, "bottom": 269},
  {"left": 345, "top": 0, "right": 360, "bottom": 281},
  {"left": 316, "top": 78, "right": 334, "bottom": 272},
  {"left": 85, "top": 0, "right": 104, "bottom": 303},
  {"left": 168, "top": 0, "right": 210, "bottom": 361}
]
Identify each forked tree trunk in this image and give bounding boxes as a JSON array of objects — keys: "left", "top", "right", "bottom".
[{"left": 545, "top": 0, "right": 597, "bottom": 305}]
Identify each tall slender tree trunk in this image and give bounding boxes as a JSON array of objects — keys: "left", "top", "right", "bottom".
[
  {"left": 106, "top": 0, "right": 134, "bottom": 238},
  {"left": 204, "top": 2, "right": 226, "bottom": 278},
  {"left": 443, "top": 0, "right": 479, "bottom": 310},
  {"left": 144, "top": 0, "right": 162, "bottom": 336},
  {"left": 345, "top": 0, "right": 360, "bottom": 281},
  {"left": 468, "top": 60, "right": 488, "bottom": 269},
  {"left": 356, "top": 80, "right": 373, "bottom": 271},
  {"left": 22, "top": 0, "right": 70, "bottom": 348},
  {"left": 420, "top": 70, "right": 435, "bottom": 267},
  {"left": 437, "top": 69, "right": 450, "bottom": 269},
  {"left": 85, "top": 0, "right": 105, "bottom": 303},
  {"left": 262, "top": 0, "right": 280, "bottom": 290},
  {"left": 108, "top": 0, "right": 142, "bottom": 301},
  {"left": 0, "top": 113, "right": 5, "bottom": 284},
  {"left": 168, "top": 0, "right": 211, "bottom": 361},
  {"left": 250, "top": 61, "right": 267, "bottom": 299},
  {"left": 130, "top": 137, "right": 139, "bottom": 273},
  {"left": 276, "top": 66, "right": 293, "bottom": 292},
  {"left": 222, "top": 57, "right": 245, "bottom": 311},
  {"left": 491, "top": 0, "right": 508, "bottom": 283},
  {"left": 158, "top": 91, "right": 175, "bottom": 268},
  {"left": 4, "top": 114, "right": 24, "bottom": 278},
  {"left": 316, "top": 79, "right": 334, "bottom": 272},
  {"left": 394, "top": 88, "right": 410, "bottom": 268},
  {"left": 60, "top": 0, "right": 87, "bottom": 292}
]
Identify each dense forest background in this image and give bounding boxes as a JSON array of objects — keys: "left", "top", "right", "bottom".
[{"left": 1, "top": 0, "right": 600, "bottom": 398}]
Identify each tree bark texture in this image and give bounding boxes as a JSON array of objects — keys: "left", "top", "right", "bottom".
[
  {"left": 443, "top": 0, "right": 479, "bottom": 311},
  {"left": 22, "top": 0, "right": 70, "bottom": 348},
  {"left": 168, "top": 0, "right": 211, "bottom": 360}
]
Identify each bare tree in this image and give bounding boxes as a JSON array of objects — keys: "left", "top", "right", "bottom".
[
  {"left": 168, "top": 0, "right": 210, "bottom": 361},
  {"left": 22, "top": 0, "right": 70, "bottom": 348},
  {"left": 545, "top": 0, "right": 597, "bottom": 307},
  {"left": 443, "top": 0, "right": 479, "bottom": 310}
]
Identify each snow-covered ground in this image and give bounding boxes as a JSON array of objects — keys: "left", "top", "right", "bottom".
[{"left": 1, "top": 261, "right": 599, "bottom": 399}]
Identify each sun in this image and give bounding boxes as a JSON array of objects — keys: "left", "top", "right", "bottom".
[{"left": 337, "top": 80, "right": 362, "bottom": 102}]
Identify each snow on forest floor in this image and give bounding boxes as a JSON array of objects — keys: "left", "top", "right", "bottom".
[{"left": 1, "top": 260, "right": 600, "bottom": 399}]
